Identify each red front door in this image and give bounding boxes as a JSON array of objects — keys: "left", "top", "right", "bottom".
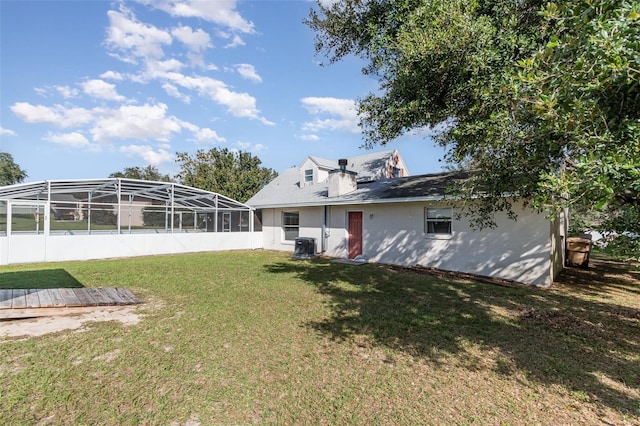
[{"left": 348, "top": 211, "right": 363, "bottom": 259}]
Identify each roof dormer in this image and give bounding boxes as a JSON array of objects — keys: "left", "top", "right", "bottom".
[
  {"left": 299, "top": 156, "right": 332, "bottom": 188},
  {"left": 298, "top": 150, "right": 409, "bottom": 188}
]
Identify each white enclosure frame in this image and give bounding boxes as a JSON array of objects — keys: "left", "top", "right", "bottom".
[{"left": 0, "top": 178, "right": 262, "bottom": 265}]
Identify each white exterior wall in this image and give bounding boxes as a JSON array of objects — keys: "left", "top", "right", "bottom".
[
  {"left": 0, "top": 231, "right": 263, "bottom": 265},
  {"left": 317, "top": 169, "right": 330, "bottom": 183},
  {"left": 261, "top": 207, "right": 324, "bottom": 252},
  {"left": 261, "top": 202, "right": 559, "bottom": 286}
]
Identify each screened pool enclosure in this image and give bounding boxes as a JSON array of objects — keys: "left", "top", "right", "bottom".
[{"left": 0, "top": 179, "right": 262, "bottom": 265}]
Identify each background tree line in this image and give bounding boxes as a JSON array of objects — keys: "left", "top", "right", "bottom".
[
  {"left": 107, "top": 149, "right": 274, "bottom": 230},
  {"left": 107, "top": 148, "right": 277, "bottom": 204},
  {"left": 1, "top": 148, "right": 275, "bottom": 205}
]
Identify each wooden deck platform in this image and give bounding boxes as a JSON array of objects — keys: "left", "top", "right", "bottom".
[{"left": 0, "top": 288, "right": 142, "bottom": 319}]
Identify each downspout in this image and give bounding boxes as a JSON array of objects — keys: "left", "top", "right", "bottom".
[
  {"left": 322, "top": 205, "right": 330, "bottom": 253},
  {"left": 272, "top": 208, "right": 276, "bottom": 246}
]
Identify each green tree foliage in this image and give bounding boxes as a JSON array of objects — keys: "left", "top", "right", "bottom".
[
  {"left": 517, "top": 1, "right": 640, "bottom": 258},
  {"left": 306, "top": 0, "right": 640, "bottom": 233},
  {"left": 109, "top": 165, "right": 172, "bottom": 182},
  {"left": 175, "top": 148, "right": 277, "bottom": 203},
  {"left": 0, "top": 152, "right": 28, "bottom": 185}
]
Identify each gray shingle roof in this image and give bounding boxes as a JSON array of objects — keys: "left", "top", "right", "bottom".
[
  {"left": 306, "top": 155, "right": 335, "bottom": 170},
  {"left": 303, "top": 149, "right": 400, "bottom": 182},
  {"left": 247, "top": 168, "right": 469, "bottom": 208}
]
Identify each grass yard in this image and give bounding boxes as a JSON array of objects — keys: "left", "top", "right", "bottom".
[{"left": 1, "top": 250, "right": 638, "bottom": 425}]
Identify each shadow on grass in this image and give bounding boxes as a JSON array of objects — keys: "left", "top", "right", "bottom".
[
  {"left": 556, "top": 257, "right": 640, "bottom": 297},
  {"left": 0, "top": 269, "right": 84, "bottom": 290},
  {"left": 265, "top": 258, "right": 640, "bottom": 418}
]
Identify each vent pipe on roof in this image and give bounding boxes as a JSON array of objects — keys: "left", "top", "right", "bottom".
[{"left": 338, "top": 158, "right": 348, "bottom": 171}]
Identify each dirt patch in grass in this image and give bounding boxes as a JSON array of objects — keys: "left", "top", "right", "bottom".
[{"left": 0, "top": 306, "right": 142, "bottom": 341}]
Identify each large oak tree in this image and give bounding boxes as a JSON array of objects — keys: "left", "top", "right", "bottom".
[{"left": 306, "top": 0, "right": 639, "bottom": 235}]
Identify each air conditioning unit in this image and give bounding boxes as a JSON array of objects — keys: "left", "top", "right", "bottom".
[{"left": 293, "top": 237, "right": 316, "bottom": 259}]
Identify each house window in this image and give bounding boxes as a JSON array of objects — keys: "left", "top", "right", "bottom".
[
  {"left": 425, "top": 207, "right": 452, "bottom": 235},
  {"left": 283, "top": 211, "right": 299, "bottom": 241},
  {"left": 304, "top": 169, "right": 313, "bottom": 182}
]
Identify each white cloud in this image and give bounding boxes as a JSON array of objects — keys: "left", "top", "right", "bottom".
[
  {"left": 137, "top": 0, "right": 254, "bottom": 34},
  {"left": 55, "top": 85, "right": 79, "bottom": 98},
  {"left": 171, "top": 25, "right": 211, "bottom": 51},
  {"left": 101, "top": 4, "right": 270, "bottom": 125},
  {"left": 162, "top": 72, "right": 273, "bottom": 124},
  {"left": 0, "top": 127, "right": 16, "bottom": 136},
  {"left": 34, "top": 85, "right": 78, "bottom": 98},
  {"left": 300, "top": 97, "right": 360, "bottom": 134},
  {"left": 11, "top": 102, "right": 59, "bottom": 123},
  {"left": 90, "top": 103, "right": 182, "bottom": 143},
  {"left": 225, "top": 34, "right": 245, "bottom": 48},
  {"left": 44, "top": 131, "right": 92, "bottom": 148},
  {"left": 162, "top": 83, "right": 191, "bottom": 103},
  {"left": 100, "top": 70, "right": 125, "bottom": 81},
  {"left": 82, "top": 79, "right": 126, "bottom": 101},
  {"left": 175, "top": 120, "right": 198, "bottom": 133},
  {"left": 11, "top": 101, "right": 218, "bottom": 148},
  {"left": 234, "top": 141, "right": 264, "bottom": 152},
  {"left": 302, "top": 118, "right": 359, "bottom": 133},
  {"left": 301, "top": 97, "right": 357, "bottom": 117},
  {"left": 194, "top": 128, "right": 225, "bottom": 143},
  {"left": 317, "top": 0, "right": 341, "bottom": 6},
  {"left": 186, "top": 52, "right": 205, "bottom": 68},
  {"left": 120, "top": 144, "right": 174, "bottom": 165},
  {"left": 105, "top": 8, "right": 172, "bottom": 62},
  {"left": 143, "top": 58, "right": 185, "bottom": 79},
  {"left": 300, "top": 134, "right": 320, "bottom": 141},
  {"left": 10, "top": 102, "right": 94, "bottom": 128},
  {"left": 235, "top": 64, "right": 262, "bottom": 83}
]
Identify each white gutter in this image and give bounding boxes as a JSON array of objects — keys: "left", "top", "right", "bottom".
[{"left": 248, "top": 194, "right": 455, "bottom": 210}]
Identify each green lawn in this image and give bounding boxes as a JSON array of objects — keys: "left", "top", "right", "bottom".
[{"left": 1, "top": 251, "right": 638, "bottom": 425}]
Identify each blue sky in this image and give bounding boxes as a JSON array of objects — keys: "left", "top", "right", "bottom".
[{"left": 1, "top": 0, "right": 446, "bottom": 182}]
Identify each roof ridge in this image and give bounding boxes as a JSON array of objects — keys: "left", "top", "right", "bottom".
[{"left": 307, "top": 155, "right": 335, "bottom": 168}]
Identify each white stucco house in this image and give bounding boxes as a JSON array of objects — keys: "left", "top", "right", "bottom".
[{"left": 247, "top": 149, "right": 567, "bottom": 286}]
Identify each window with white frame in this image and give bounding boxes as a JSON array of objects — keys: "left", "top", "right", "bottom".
[
  {"left": 304, "top": 169, "right": 313, "bottom": 182},
  {"left": 283, "top": 211, "right": 300, "bottom": 241},
  {"left": 425, "top": 207, "right": 452, "bottom": 235}
]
